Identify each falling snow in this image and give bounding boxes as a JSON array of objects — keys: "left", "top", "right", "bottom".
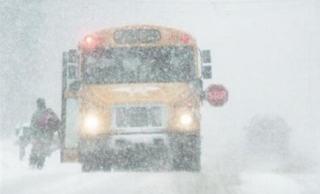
[{"left": 1, "top": 0, "right": 320, "bottom": 193}]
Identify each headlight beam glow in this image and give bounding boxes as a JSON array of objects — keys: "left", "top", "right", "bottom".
[
  {"left": 180, "top": 114, "right": 193, "bottom": 126},
  {"left": 84, "top": 116, "right": 99, "bottom": 130}
]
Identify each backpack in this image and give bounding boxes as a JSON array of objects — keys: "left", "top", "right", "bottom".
[{"left": 38, "top": 108, "right": 60, "bottom": 132}]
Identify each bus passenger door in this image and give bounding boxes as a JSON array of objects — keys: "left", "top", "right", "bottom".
[{"left": 61, "top": 49, "right": 80, "bottom": 162}]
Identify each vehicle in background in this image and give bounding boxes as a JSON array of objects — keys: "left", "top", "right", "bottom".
[{"left": 244, "top": 115, "right": 290, "bottom": 156}]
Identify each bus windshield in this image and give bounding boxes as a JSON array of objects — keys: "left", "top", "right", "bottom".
[{"left": 83, "top": 46, "right": 195, "bottom": 84}]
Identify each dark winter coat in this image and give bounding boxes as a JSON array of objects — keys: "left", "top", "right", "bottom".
[{"left": 30, "top": 108, "right": 60, "bottom": 141}]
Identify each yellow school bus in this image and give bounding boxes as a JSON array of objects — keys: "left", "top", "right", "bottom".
[{"left": 61, "top": 25, "right": 212, "bottom": 172}]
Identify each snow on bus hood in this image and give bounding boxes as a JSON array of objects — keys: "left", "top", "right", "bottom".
[
  {"left": 80, "top": 83, "right": 192, "bottom": 105},
  {"left": 113, "top": 86, "right": 160, "bottom": 97}
]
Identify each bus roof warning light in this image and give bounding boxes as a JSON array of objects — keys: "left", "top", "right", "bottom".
[
  {"left": 85, "top": 36, "right": 93, "bottom": 43},
  {"left": 181, "top": 34, "right": 189, "bottom": 43}
]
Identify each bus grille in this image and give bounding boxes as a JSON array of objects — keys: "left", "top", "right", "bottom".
[{"left": 112, "top": 105, "right": 165, "bottom": 129}]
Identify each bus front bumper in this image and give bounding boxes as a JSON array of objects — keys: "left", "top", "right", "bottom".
[{"left": 79, "top": 131, "right": 200, "bottom": 165}]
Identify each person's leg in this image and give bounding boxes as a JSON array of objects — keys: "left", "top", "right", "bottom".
[
  {"left": 29, "top": 143, "right": 39, "bottom": 168},
  {"left": 19, "top": 139, "right": 25, "bottom": 160},
  {"left": 36, "top": 141, "right": 50, "bottom": 169},
  {"left": 37, "top": 155, "right": 45, "bottom": 169}
]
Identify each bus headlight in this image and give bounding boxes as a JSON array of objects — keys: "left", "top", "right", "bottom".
[
  {"left": 179, "top": 114, "right": 193, "bottom": 126},
  {"left": 84, "top": 115, "right": 99, "bottom": 133}
]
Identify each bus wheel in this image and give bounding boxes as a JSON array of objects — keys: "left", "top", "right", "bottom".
[
  {"left": 101, "top": 159, "right": 112, "bottom": 171},
  {"left": 82, "top": 162, "right": 92, "bottom": 172},
  {"left": 171, "top": 133, "right": 201, "bottom": 172},
  {"left": 81, "top": 153, "right": 100, "bottom": 172},
  {"left": 185, "top": 148, "right": 201, "bottom": 172}
]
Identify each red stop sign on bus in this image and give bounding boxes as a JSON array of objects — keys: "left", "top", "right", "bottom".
[{"left": 205, "top": 84, "right": 228, "bottom": 106}]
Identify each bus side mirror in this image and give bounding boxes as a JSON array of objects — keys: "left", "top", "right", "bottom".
[
  {"left": 202, "top": 66, "right": 212, "bottom": 79},
  {"left": 201, "top": 50, "right": 212, "bottom": 79},
  {"left": 64, "top": 50, "right": 82, "bottom": 92},
  {"left": 201, "top": 50, "right": 211, "bottom": 64},
  {"left": 68, "top": 65, "right": 78, "bottom": 79},
  {"left": 63, "top": 50, "right": 81, "bottom": 93}
]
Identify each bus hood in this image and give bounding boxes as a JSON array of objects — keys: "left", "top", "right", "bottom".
[
  {"left": 80, "top": 83, "right": 193, "bottom": 106},
  {"left": 78, "top": 83, "right": 200, "bottom": 134}
]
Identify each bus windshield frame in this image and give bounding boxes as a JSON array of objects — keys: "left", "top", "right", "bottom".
[{"left": 82, "top": 46, "right": 196, "bottom": 84}]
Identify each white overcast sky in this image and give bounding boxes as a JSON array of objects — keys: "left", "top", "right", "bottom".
[{"left": 1, "top": 0, "right": 320, "bottom": 142}]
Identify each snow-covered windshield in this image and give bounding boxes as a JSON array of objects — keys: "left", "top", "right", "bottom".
[{"left": 82, "top": 46, "right": 195, "bottom": 84}]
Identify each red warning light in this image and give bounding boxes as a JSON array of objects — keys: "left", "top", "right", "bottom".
[
  {"left": 79, "top": 34, "right": 102, "bottom": 51},
  {"left": 181, "top": 34, "right": 189, "bottom": 43},
  {"left": 85, "top": 36, "right": 93, "bottom": 43}
]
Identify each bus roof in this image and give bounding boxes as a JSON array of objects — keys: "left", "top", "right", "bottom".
[{"left": 78, "top": 25, "right": 197, "bottom": 50}]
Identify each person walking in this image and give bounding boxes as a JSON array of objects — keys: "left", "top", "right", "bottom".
[
  {"left": 18, "top": 123, "right": 31, "bottom": 160},
  {"left": 29, "top": 98, "right": 60, "bottom": 169}
]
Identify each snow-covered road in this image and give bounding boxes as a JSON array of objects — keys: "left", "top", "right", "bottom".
[
  {"left": 1, "top": 139, "right": 319, "bottom": 194},
  {"left": 0, "top": 139, "right": 226, "bottom": 194}
]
